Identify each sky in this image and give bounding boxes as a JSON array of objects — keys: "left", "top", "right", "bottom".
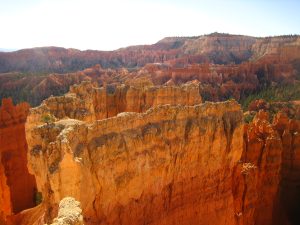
[{"left": 0, "top": 0, "right": 299, "bottom": 51}]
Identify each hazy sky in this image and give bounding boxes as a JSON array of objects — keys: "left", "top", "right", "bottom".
[{"left": 0, "top": 0, "right": 299, "bottom": 50}]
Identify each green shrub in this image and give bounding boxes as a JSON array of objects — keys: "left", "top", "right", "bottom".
[
  {"left": 244, "top": 114, "right": 255, "bottom": 123},
  {"left": 240, "top": 83, "right": 300, "bottom": 111},
  {"left": 41, "top": 114, "right": 55, "bottom": 124},
  {"left": 35, "top": 192, "right": 43, "bottom": 205}
]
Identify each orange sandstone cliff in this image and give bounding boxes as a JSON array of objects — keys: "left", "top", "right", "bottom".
[
  {"left": 26, "top": 100, "right": 243, "bottom": 225},
  {"left": 1, "top": 47, "right": 298, "bottom": 107},
  {"left": 24, "top": 82, "right": 245, "bottom": 225},
  {"left": 273, "top": 112, "right": 300, "bottom": 225},
  {"left": 1, "top": 81, "right": 299, "bottom": 225},
  {"left": 0, "top": 99, "right": 37, "bottom": 223},
  {"left": 27, "top": 81, "right": 201, "bottom": 122},
  {"left": 232, "top": 110, "right": 300, "bottom": 225},
  {"left": 0, "top": 33, "right": 300, "bottom": 225}
]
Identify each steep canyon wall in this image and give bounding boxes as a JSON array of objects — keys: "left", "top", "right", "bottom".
[
  {"left": 27, "top": 81, "right": 201, "bottom": 123},
  {"left": 233, "top": 110, "right": 300, "bottom": 225},
  {"left": 0, "top": 99, "right": 37, "bottom": 222},
  {"left": 26, "top": 99, "right": 244, "bottom": 225},
  {"left": 1, "top": 81, "right": 299, "bottom": 225}
]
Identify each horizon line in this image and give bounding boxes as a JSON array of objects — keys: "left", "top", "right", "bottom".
[{"left": 1, "top": 32, "right": 300, "bottom": 53}]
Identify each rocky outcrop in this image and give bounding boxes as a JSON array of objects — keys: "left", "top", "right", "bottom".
[
  {"left": 0, "top": 98, "right": 37, "bottom": 222},
  {"left": 233, "top": 110, "right": 300, "bottom": 225},
  {"left": 26, "top": 96, "right": 243, "bottom": 225},
  {"left": 180, "top": 33, "right": 256, "bottom": 64},
  {"left": 8, "top": 76, "right": 296, "bottom": 225},
  {"left": 26, "top": 81, "right": 201, "bottom": 123},
  {"left": 142, "top": 62, "right": 296, "bottom": 101},
  {"left": 1, "top": 40, "right": 299, "bottom": 107},
  {"left": 248, "top": 99, "right": 270, "bottom": 111},
  {"left": 273, "top": 113, "right": 300, "bottom": 225},
  {"left": 1, "top": 32, "right": 300, "bottom": 225},
  {"left": 251, "top": 36, "right": 300, "bottom": 63},
  {"left": 0, "top": 148, "right": 10, "bottom": 223},
  {"left": 48, "top": 197, "right": 84, "bottom": 225},
  {"left": 233, "top": 111, "right": 283, "bottom": 225},
  {"left": 0, "top": 64, "right": 135, "bottom": 107},
  {"left": 248, "top": 99, "right": 300, "bottom": 120}
]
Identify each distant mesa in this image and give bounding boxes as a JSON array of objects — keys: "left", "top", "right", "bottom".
[{"left": 0, "top": 33, "right": 299, "bottom": 73}]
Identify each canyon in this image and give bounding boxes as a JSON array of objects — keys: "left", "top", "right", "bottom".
[
  {"left": 0, "top": 33, "right": 299, "bottom": 225},
  {"left": 25, "top": 86, "right": 244, "bottom": 225},
  {"left": 0, "top": 60, "right": 298, "bottom": 107},
  {"left": 0, "top": 99, "right": 37, "bottom": 223},
  {"left": 1, "top": 33, "right": 300, "bottom": 107},
  {"left": 0, "top": 81, "right": 298, "bottom": 225}
]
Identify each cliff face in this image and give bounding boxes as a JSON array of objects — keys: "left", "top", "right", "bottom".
[
  {"left": 1, "top": 33, "right": 300, "bottom": 225},
  {"left": 27, "top": 81, "right": 201, "bottom": 123},
  {"left": 0, "top": 34, "right": 299, "bottom": 73},
  {"left": 232, "top": 110, "right": 300, "bottom": 225},
  {"left": 0, "top": 64, "right": 134, "bottom": 107},
  {"left": 142, "top": 62, "right": 296, "bottom": 101},
  {"left": 233, "top": 111, "right": 283, "bottom": 225},
  {"left": 1, "top": 35, "right": 299, "bottom": 107},
  {"left": 26, "top": 100, "right": 244, "bottom": 225},
  {"left": 0, "top": 98, "right": 37, "bottom": 221},
  {"left": 0, "top": 145, "right": 10, "bottom": 223},
  {"left": 4, "top": 57, "right": 295, "bottom": 109},
  {"left": 251, "top": 36, "right": 300, "bottom": 63},
  {"left": 14, "top": 81, "right": 299, "bottom": 225},
  {"left": 273, "top": 113, "right": 300, "bottom": 225},
  {"left": 181, "top": 34, "right": 256, "bottom": 64}
]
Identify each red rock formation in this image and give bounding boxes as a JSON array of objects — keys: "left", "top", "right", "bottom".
[
  {"left": 1, "top": 79, "right": 296, "bottom": 225},
  {"left": 0, "top": 98, "right": 37, "bottom": 223},
  {"left": 0, "top": 147, "right": 11, "bottom": 223},
  {"left": 26, "top": 81, "right": 201, "bottom": 123},
  {"left": 1, "top": 32, "right": 300, "bottom": 225},
  {"left": 252, "top": 36, "right": 300, "bottom": 64},
  {"left": 141, "top": 62, "right": 296, "bottom": 101},
  {"left": 248, "top": 99, "right": 270, "bottom": 111},
  {"left": 26, "top": 99, "right": 244, "bottom": 225},
  {"left": 273, "top": 113, "right": 300, "bottom": 225},
  {"left": 233, "top": 111, "right": 283, "bottom": 225},
  {"left": 0, "top": 34, "right": 299, "bottom": 74},
  {"left": 232, "top": 110, "right": 300, "bottom": 225},
  {"left": 0, "top": 64, "right": 137, "bottom": 107},
  {"left": 0, "top": 46, "right": 298, "bottom": 107},
  {"left": 248, "top": 100, "right": 300, "bottom": 119}
]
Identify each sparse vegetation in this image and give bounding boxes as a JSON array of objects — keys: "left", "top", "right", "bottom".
[
  {"left": 41, "top": 113, "right": 55, "bottom": 124},
  {"left": 240, "top": 83, "right": 300, "bottom": 111},
  {"left": 34, "top": 191, "right": 43, "bottom": 205},
  {"left": 244, "top": 113, "right": 255, "bottom": 123},
  {"left": 0, "top": 72, "right": 69, "bottom": 106}
]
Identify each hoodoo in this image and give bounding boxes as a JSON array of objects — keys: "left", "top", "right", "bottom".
[
  {"left": 25, "top": 82, "right": 243, "bottom": 225},
  {"left": 0, "top": 31, "right": 299, "bottom": 225}
]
